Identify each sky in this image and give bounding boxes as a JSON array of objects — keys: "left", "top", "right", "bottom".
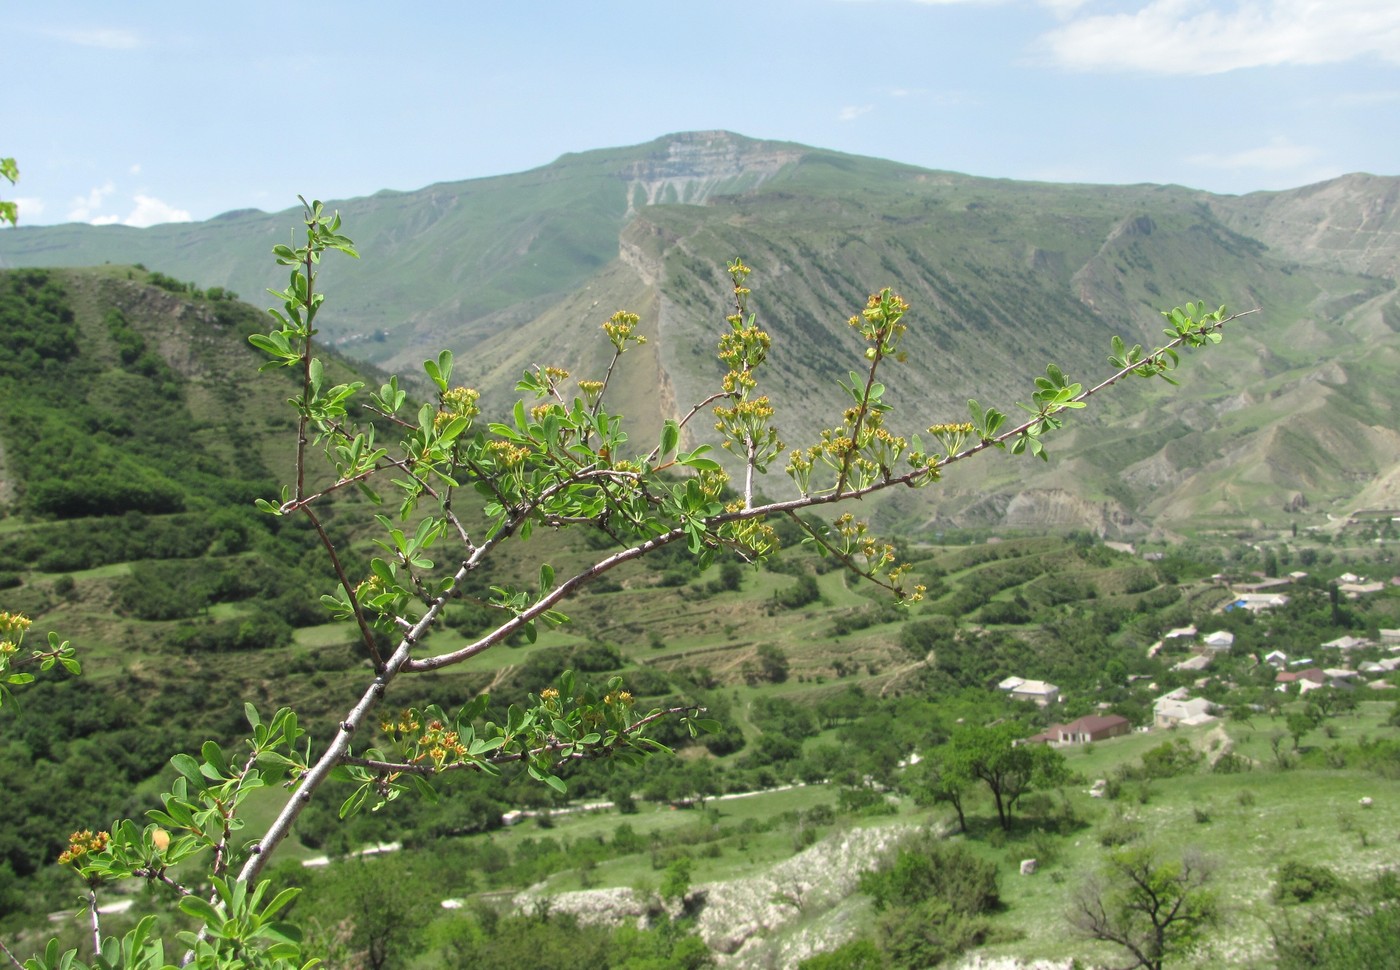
[{"left": 7, "top": 0, "right": 1399, "bottom": 228}]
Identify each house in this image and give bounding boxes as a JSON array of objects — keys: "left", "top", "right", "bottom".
[
  {"left": 1322, "top": 635, "right": 1370, "bottom": 652},
  {"left": 1339, "top": 581, "right": 1385, "bottom": 599},
  {"left": 1153, "top": 693, "right": 1217, "bottom": 728},
  {"left": 1381, "top": 629, "right": 1400, "bottom": 646},
  {"left": 1234, "top": 578, "right": 1292, "bottom": 592},
  {"left": 1173, "top": 653, "right": 1213, "bottom": 673},
  {"left": 1230, "top": 593, "right": 1289, "bottom": 612},
  {"left": 1029, "top": 714, "right": 1132, "bottom": 746},
  {"left": 1264, "top": 650, "right": 1289, "bottom": 668},
  {"left": 1164, "top": 625, "right": 1198, "bottom": 641},
  {"left": 1203, "top": 631, "right": 1236, "bottom": 652},
  {"left": 997, "top": 676, "right": 1060, "bottom": 707},
  {"left": 1300, "top": 675, "right": 1355, "bottom": 696},
  {"left": 1276, "top": 668, "right": 1326, "bottom": 687}
]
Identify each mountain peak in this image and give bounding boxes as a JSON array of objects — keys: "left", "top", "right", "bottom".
[{"left": 617, "top": 131, "right": 805, "bottom": 211}]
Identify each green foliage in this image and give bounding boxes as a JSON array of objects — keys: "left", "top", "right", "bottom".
[
  {"left": 798, "top": 939, "right": 888, "bottom": 970},
  {"left": 773, "top": 573, "right": 822, "bottom": 610},
  {"left": 0, "top": 611, "right": 79, "bottom": 713},
  {"left": 942, "top": 722, "right": 1068, "bottom": 831},
  {"left": 4, "top": 197, "right": 1238, "bottom": 968},
  {"left": 857, "top": 832, "right": 1003, "bottom": 968},
  {"left": 1272, "top": 860, "right": 1342, "bottom": 905},
  {"left": 0, "top": 155, "right": 17, "bottom": 227},
  {"left": 1271, "top": 872, "right": 1400, "bottom": 969},
  {"left": 859, "top": 836, "right": 999, "bottom": 915},
  {"left": 1070, "top": 846, "right": 1218, "bottom": 970},
  {"left": 1140, "top": 738, "right": 1202, "bottom": 779},
  {"left": 660, "top": 854, "right": 694, "bottom": 903}
]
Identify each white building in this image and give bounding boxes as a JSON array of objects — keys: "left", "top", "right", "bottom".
[
  {"left": 997, "top": 676, "right": 1061, "bottom": 707},
  {"left": 1203, "top": 631, "right": 1236, "bottom": 651}
]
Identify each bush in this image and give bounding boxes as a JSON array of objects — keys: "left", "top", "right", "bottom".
[
  {"left": 773, "top": 573, "right": 821, "bottom": 610},
  {"left": 1098, "top": 810, "right": 1144, "bottom": 847},
  {"left": 859, "top": 836, "right": 999, "bottom": 915},
  {"left": 1273, "top": 860, "right": 1342, "bottom": 905},
  {"left": 1141, "top": 738, "right": 1202, "bottom": 778},
  {"left": 799, "top": 939, "right": 887, "bottom": 970}
]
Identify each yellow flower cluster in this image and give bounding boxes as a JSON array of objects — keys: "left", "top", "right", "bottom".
[
  {"left": 602, "top": 311, "right": 645, "bottom": 351},
  {"left": 58, "top": 829, "right": 109, "bottom": 866},
  {"left": 435, "top": 385, "right": 481, "bottom": 431},
  {"left": 0, "top": 611, "right": 31, "bottom": 639},
  {"left": 355, "top": 574, "right": 390, "bottom": 606},
  {"left": 486, "top": 440, "right": 530, "bottom": 468},
  {"left": 380, "top": 709, "right": 422, "bottom": 736},
  {"left": 416, "top": 719, "right": 469, "bottom": 770},
  {"left": 713, "top": 395, "right": 776, "bottom": 436},
  {"left": 531, "top": 402, "right": 563, "bottom": 423}
]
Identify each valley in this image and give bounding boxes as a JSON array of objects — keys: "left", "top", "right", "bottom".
[{"left": 2, "top": 138, "right": 1400, "bottom": 968}]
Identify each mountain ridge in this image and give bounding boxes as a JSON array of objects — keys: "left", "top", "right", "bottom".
[{"left": 1, "top": 131, "right": 1397, "bottom": 534}]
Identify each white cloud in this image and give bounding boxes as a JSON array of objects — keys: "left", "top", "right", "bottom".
[
  {"left": 129, "top": 163, "right": 142, "bottom": 176},
  {"left": 41, "top": 27, "right": 142, "bottom": 50},
  {"left": 12, "top": 197, "right": 45, "bottom": 219},
  {"left": 1186, "top": 136, "right": 1319, "bottom": 171},
  {"left": 122, "top": 195, "right": 192, "bottom": 227},
  {"left": 1040, "top": 0, "right": 1400, "bottom": 75},
  {"left": 838, "top": 104, "right": 875, "bottom": 121},
  {"left": 67, "top": 181, "right": 192, "bottom": 226},
  {"left": 68, "top": 181, "right": 115, "bottom": 222}
]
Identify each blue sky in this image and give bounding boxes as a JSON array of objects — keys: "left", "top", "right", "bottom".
[{"left": 8, "top": 0, "right": 1399, "bottom": 227}]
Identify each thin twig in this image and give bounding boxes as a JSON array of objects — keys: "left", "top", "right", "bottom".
[
  {"left": 0, "top": 936, "right": 27, "bottom": 970},
  {"left": 87, "top": 887, "right": 100, "bottom": 958},
  {"left": 340, "top": 705, "right": 702, "bottom": 775},
  {"left": 300, "top": 504, "right": 384, "bottom": 670},
  {"left": 132, "top": 868, "right": 194, "bottom": 897}
]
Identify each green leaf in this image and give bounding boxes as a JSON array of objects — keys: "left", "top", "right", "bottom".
[
  {"left": 660, "top": 419, "right": 680, "bottom": 458},
  {"left": 339, "top": 786, "right": 369, "bottom": 819},
  {"left": 178, "top": 895, "right": 223, "bottom": 926},
  {"left": 171, "top": 753, "right": 207, "bottom": 790},
  {"left": 201, "top": 740, "right": 229, "bottom": 776}
]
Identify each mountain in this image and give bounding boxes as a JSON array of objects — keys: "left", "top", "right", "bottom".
[{"left": 2, "top": 131, "right": 1397, "bottom": 535}]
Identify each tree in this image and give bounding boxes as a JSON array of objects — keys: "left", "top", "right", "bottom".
[
  {"left": 943, "top": 723, "right": 1067, "bottom": 831},
  {"left": 1286, "top": 710, "right": 1316, "bottom": 751},
  {"left": 905, "top": 749, "right": 972, "bottom": 833},
  {"left": 14, "top": 200, "right": 1246, "bottom": 969},
  {"left": 755, "top": 643, "right": 790, "bottom": 683},
  {"left": 1070, "top": 847, "right": 1218, "bottom": 970}
]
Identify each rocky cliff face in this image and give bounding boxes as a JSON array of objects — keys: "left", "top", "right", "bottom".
[
  {"left": 619, "top": 131, "right": 804, "bottom": 214},
  {"left": 1211, "top": 173, "right": 1400, "bottom": 279}
]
